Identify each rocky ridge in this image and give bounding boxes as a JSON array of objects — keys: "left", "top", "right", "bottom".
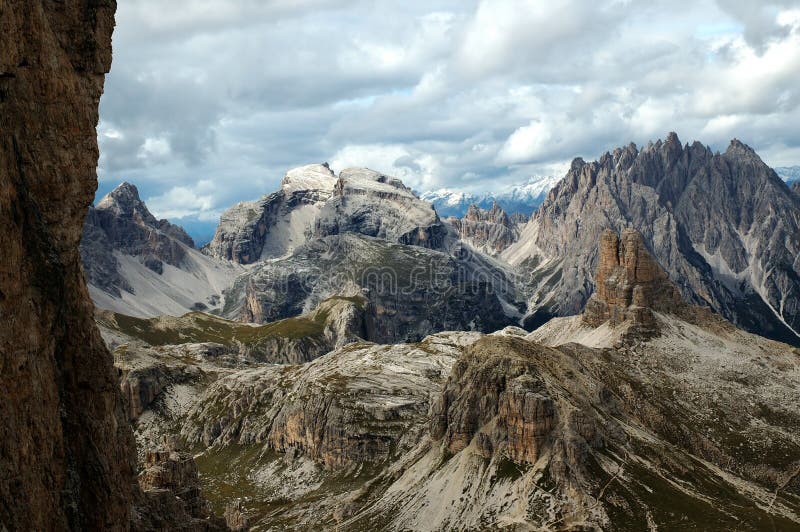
[
  {"left": 83, "top": 182, "right": 193, "bottom": 289},
  {"left": 221, "top": 233, "right": 524, "bottom": 341},
  {"left": 107, "top": 230, "right": 800, "bottom": 530},
  {"left": 503, "top": 133, "right": 800, "bottom": 345},
  {"left": 205, "top": 164, "right": 448, "bottom": 265},
  {"left": 446, "top": 202, "right": 523, "bottom": 255},
  {"left": 82, "top": 182, "right": 243, "bottom": 317}
]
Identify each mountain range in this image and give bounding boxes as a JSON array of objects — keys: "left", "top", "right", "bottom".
[
  {"left": 776, "top": 165, "right": 800, "bottom": 183},
  {"left": 73, "top": 133, "right": 800, "bottom": 529},
  {"left": 10, "top": 8, "right": 800, "bottom": 530},
  {"left": 419, "top": 174, "right": 560, "bottom": 218}
]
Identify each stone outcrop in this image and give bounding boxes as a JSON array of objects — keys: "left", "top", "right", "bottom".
[
  {"left": 135, "top": 442, "right": 227, "bottom": 531},
  {"left": 583, "top": 228, "right": 684, "bottom": 331},
  {"left": 431, "top": 336, "right": 557, "bottom": 464},
  {"left": 503, "top": 133, "right": 800, "bottom": 345},
  {"left": 181, "top": 333, "right": 469, "bottom": 470},
  {"left": 446, "top": 202, "right": 522, "bottom": 254},
  {"left": 0, "top": 1, "right": 138, "bottom": 529}
]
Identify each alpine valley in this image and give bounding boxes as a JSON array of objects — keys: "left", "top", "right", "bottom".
[{"left": 78, "top": 134, "right": 800, "bottom": 530}]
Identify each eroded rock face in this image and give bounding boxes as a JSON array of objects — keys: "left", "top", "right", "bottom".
[
  {"left": 223, "top": 234, "right": 522, "bottom": 341},
  {"left": 431, "top": 336, "right": 557, "bottom": 464},
  {"left": 204, "top": 164, "right": 338, "bottom": 264},
  {"left": 583, "top": 228, "right": 684, "bottom": 330},
  {"left": 0, "top": 2, "right": 138, "bottom": 529},
  {"left": 81, "top": 182, "right": 192, "bottom": 289},
  {"left": 446, "top": 202, "right": 522, "bottom": 255},
  {"left": 136, "top": 443, "right": 227, "bottom": 531},
  {"left": 204, "top": 165, "right": 449, "bottom": 265},
  {"left": 181, "top": 334, "right": 469, "bottom": 470},
  {"left": 314, "top": 167, "right": 448, "bottom": 249}
]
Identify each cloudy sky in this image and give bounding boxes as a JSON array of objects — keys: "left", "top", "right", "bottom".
[{"left": 97, "top": 0, "right": 800, "bottom": 238}]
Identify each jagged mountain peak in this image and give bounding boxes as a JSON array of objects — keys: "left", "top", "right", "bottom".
[
  {"left": 503, "top": 135, "right": 800, "bottom": 344},
  {"left": 96, "top": 181, "right": 159, "bottom": 225},
  {"left": 448, "top": 201, "right": 523, "bottom": 255}
]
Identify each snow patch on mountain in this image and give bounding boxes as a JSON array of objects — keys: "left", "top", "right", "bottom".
[{"left": 420, "top": 175, "right": 560, "bottom": 218}]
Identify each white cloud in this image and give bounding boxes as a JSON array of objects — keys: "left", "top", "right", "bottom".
[
  {"left": 145, "top": 180, "right": 219, "bottom": 220},
  {"left": 137, "top": 136, "right": 172, "bottom": 162}
]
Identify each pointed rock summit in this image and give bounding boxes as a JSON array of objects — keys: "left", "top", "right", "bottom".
[
  {"left": 583, "top": 228, "right": 684, "bottom": 331},
  {"left": 447, "top": 201, "right": 523, "bottom": 254},
  {"left": 502, "top": 133, "right": 800, "bottom": 345}
]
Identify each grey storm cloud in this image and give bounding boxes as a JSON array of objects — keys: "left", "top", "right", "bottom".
[{"left": 97, "top": 0, "right": 800, "bottom": 228}]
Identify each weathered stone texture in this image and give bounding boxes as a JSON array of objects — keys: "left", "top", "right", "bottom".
[{"left": 0, "top": 1, "right": 137, "bottom": 529}]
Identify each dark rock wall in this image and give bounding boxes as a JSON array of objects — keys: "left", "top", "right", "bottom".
[{"left": 0, "top": 1, "right": 139, "bottom": 529}]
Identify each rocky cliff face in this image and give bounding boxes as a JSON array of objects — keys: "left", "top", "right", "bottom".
[
  {"left": 0, "top": 2, "right": 139, "bottom": 529},
  {"left": 222, "top": 233, "right": 524, "bottom": 341},
  {"left": 503, "top": 133, "right": 800, "bottom": 345},
  {"left": 204, "top": 164, "right": 338, "bottom": 264},
  {"left": 446, "top": 202, "right": 522, "bottom": 254},
  {"left": 431, "top": 336, "right": 557, "bottom": 464},
  {"left": 82, "top": 182, "right": 243, "bottom": 317},
  {"left": 314, "top": 167, "right": 448, "bottom": 249},
  {"left": 204, "top": 165, "right": 449, "bottom": 265},
  {"left": 82, "top": 182, "right": 193, "bottom": 290},
  {"left": 582, "top": 228, "right": 685, "bottom": 333},
  {"left": 0, "top": 3, "right": 230, "bottom": 529},
  {"left": 134, "top": 442, "right": 227, "bottom": 531}
]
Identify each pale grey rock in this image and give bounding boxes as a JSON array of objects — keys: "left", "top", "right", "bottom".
[
  {"left": 203, "top": 163, "right": 337, "bottom": 263},
  {"left": 503, "top": 133, "right": 800, "bottom": 344},
  {"left": 446, "top": 202, "right": 523, "bottom": 255},
  {"left": 204, "top": 165, "right": 449, "bottom": 265},
  {"left": 314, "top": 168, "right": 448, "bottom": 249}
]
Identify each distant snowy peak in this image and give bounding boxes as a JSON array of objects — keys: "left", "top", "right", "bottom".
[
  {"left": 421, "top": 175, "right": 560, "bottom": 218},
  {"left": 775, "top": 165, "right": 800, "bottom": 183}
]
